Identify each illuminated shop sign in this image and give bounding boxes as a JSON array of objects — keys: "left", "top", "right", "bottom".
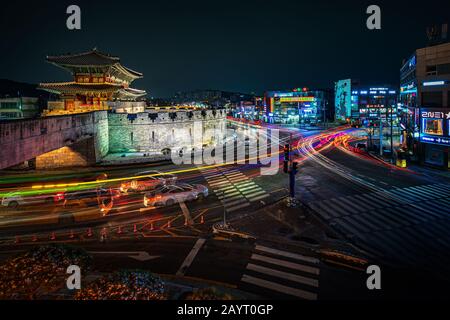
[
  {"left": 279, "top": 97, "right": 315, "bottom": 102},
  {"left": 422, "top": 80, "right": 447, "bottom": 87},
  {"left": 421, "top": 111, "right": 450, "bottom": 119},
  {"left": 420, "top": 108, "right": 450, "bottom": 145},
  {"left": 420, "top": 136, "right": 450, "bottom": 145}
]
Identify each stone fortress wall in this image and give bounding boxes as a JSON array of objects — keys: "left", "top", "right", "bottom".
[
  {"left": 108, "top": 109, "right": 227, "bottom": 154},
  {"left": 0, "top": 109, "right": 227, "bottom": 169}
]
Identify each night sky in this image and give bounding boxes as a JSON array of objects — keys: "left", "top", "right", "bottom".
[{"left": 1, "top": 0, "right": 449, "bottom": 97}]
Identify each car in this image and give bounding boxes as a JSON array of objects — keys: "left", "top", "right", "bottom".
[
  {"left": 143, "top": 183, "right": 208, "bottom": 207},
  {"left": 356, "top": 142, "right": 367, "bottom": 150},
  {"left": 63, "top": 188, "right": 116, "bottom": 208},
  {"left": 1, "top": 190, "right": 65, "bottom": 209},
  {"left": 176, "top": 183, "right": 209, "bottom": 199},
  {"left": 119, "top": 170, "right": 177, "bottom": 193}
]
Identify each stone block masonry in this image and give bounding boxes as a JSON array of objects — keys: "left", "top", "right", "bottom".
[
  {"left": 0, "top": 109, "right": 226, "bottom": 169},
  {"left": 0, "top": 111, "right": 108, "bottom": 169},
  {"left": 108, "top": 109, "right": 227, "bottom": 154}
]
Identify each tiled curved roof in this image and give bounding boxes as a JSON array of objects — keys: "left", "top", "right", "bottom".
[
  {"left": 46, "top": 49, "right": 120, "bottom": 66},
  {"left": 38, "top": 82, "right": 122, "bottom": 94}
]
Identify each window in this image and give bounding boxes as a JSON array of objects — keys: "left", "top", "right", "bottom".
[
  {"left": 422, "top": 91, "right": 443, "bottom": 107},
  {"left": 422, "top": 118, "right": 443, "bottom": 135},
  {"left": 426, "top": 65, "right": 437, "bottom": 75},
  {"left": 436, "top": 63, "right": 450, "bottom": 75}
]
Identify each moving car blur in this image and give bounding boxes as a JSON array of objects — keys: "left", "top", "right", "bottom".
[{"left": 143, "top": 183, "right": 208, "bottom": 207}]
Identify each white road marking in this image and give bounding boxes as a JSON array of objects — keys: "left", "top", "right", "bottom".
[
  {"left": 246, "top": 263, "right": 319, "bottom": 287},
  {"left": 251, "top": 254, "right": 320, "bottom": 275},
  {"left": 255, "top": 245, "right": 320, "bottom": 264},
  {"left": 176, "top": 238, "right": 206, "bottom": 276},
  {"left": 241, "top": 274, "right": 317, "bottom": 300}
]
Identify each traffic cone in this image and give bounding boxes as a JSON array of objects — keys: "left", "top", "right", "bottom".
[
  {"left": 50, "top": 232, "right": 56, "bottom": 240},
  {"left": 32, "top": 235, "right": 37, "bottom": 242},
  {"left": 69, "top": 230, "right": 74, "bottom": 239},
  {"left": 200, "top": 215, "right": 204, "bottom": 224},
  {"left": 133, "top": 224, "right": 137, "bottom": 233},
  {"left": 87, "top": 228, "right": 93, "bottom": 237}
]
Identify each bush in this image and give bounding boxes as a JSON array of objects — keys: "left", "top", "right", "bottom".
[
  {"left": 75, "top": 270, "right": 166, "bottom": 300},
  {"left": 0, "top": 244, "right": 92, "bottom": 299},
  {"left": 184, "top": 287, "right": 234, "bottom": 300}
]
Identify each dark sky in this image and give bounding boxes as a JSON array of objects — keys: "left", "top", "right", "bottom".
[{"left": 1, "top": 0, "right": 449, "bottom": 97}]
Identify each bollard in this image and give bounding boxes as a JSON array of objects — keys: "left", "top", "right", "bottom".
[
  {"left": 167, "top": 220, "right": 171, "bottom": 228},
  {"left": 133, "top": 224, "right": 137, "bottom": 233},
  {"left": 200, "top": 215, "right": 204, "bottom": 224},
  {"left": 150, "top": 222, "right": 154, "bottom": 231}
]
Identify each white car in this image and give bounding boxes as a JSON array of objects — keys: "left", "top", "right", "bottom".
[
  {"left": 143, "top": 183, "right": 208, "bottom": 207},
  {"left": 1, "top": 191, "right": 65, "bottom": 209},
  {"left": 120, "top": 170, "right": 177, "bottom": 193}
]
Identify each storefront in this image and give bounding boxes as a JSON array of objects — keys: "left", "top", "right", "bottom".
[
  {"left": 264, "top": 88, "right": 330, "bottom": 124},
  {"left": 419, "top": 108, "right": 450, "bottom": 169}
]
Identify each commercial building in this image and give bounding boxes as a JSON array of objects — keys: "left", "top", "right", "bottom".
[
  {"left": 0, "top": 97, "right": 40, "bottom": 120},
  {"left": 335, "top": 79, "right": 397, "bottom": 125},
  {"left": 264, "top": 88, "right": 333, "bottom": 124},
  {"left": 399, "top": 26, "right": 450, "bottom": 169}
]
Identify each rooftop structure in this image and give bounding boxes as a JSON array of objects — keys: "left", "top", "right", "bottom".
[{"left": 39, "top": 49, "right": 146, "bottom": 115}]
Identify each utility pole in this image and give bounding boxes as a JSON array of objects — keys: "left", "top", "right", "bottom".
[{"left": 283, "top": 143, "right": 299, "bottom": 207}]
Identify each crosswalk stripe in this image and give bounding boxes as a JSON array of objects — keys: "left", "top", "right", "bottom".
[
  {"left": 335, "top": 197, "right": 361, "bottom": 214},
  {"left": 255, "top": 245, "right": 320, "bottom": 264},
  {"left": 405, "top": 187, "right": 436, "bottom": 200},
  {"left": 352, "top": 195, "right": 375, "bottom": 211},
  {"left": 251, "top": 254, "right": 320, "bottom": 275},
  {"left": 357, "top": 212, "right": 391, "bottom": 231},
  {"left": 308, "top": 202, "right": 331, "bottom": 220},
  {"left": 247, "top": 194, "right": 269, "bottom": 202},
  {"left": 209, "top": 181, "right": 229, "bottom": 188},
  {"left": 227, "top": 202, "right": 250, "bottom": 212},
  {"left": 417, "top": 184, "right": 449, "bottom": 197},
  {"left": 213, "top": 185, "right": 235, "bottom": 192},
  {"left": 348, "top": 214, "right": 374, "bottom": 233},
  {"left": 246, "top": 263, "right": 319, "bottom": 288},
  {"left": 241, "top": 274, "right": 317, "bottom": 300},
  {"left": 237, "top": 184, "right": 260, "bottom": 192},
  {"left": 223, "top": 198, "right": 248, "bottom": 207},
  {"left": 234, "top": 181, "right": 254, "bottom": 187},
  {"left": 323, "top": 199, "right": 349, "bottom": 217},
  {"left": 335, "top": 216, "right": 363, "bottom": 236},
  {"left": 242, "top": 189, "right": 265, "bottom": 197},
  {"left": 389, "top": 189, "right": 422, "bottom": 202},
  {"left": 225, "top": 172, "right": 245, "bottom": 178}
]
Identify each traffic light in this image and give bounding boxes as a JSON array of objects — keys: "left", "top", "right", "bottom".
[
  {"left": 292, "top": 161, "right": 298, "bottom": 174},
  {"left": 283, "top": 144, "right": 290, "bottom": 161},
  {"left": 283, "top": 144, "right": 290, "bottom": 173}
]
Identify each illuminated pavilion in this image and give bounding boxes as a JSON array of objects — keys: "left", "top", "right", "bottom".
[{"left": 39, "top": 48, "right": 146, "bottom": 115}]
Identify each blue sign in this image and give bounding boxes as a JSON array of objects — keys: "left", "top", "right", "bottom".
[{"left": 420, "top": 135, "right": 450, "bottom": 145}]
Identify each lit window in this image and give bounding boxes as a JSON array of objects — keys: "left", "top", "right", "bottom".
[{"left": 423, "top": 118, "right": 443, "bottom": 135}]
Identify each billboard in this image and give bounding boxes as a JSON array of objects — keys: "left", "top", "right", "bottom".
[{"left": 334, "top": 79, "right": 351, "bottom": 121}]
